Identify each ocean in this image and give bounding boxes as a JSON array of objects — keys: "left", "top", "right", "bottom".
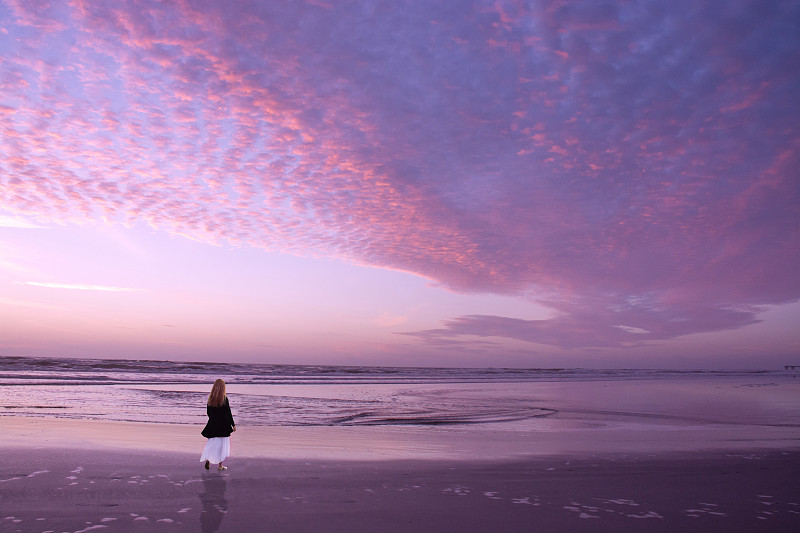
[{"left": 1, "top": 356, "right": 797, "bottom": 431}]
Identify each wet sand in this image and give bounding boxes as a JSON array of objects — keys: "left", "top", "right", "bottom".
[
  {"left": 2, "top": 446, "right": 799, "bottom": 532},
  {"left": 3, "top": 415, "right": 800, "bottom": 532},
  {"left": 5, "top": 411, "right": 800, "bottom": 460}
]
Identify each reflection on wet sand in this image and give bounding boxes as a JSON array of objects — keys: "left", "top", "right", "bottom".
[{"left": 200, "top": 473, "right": 227, "bottom": 533}]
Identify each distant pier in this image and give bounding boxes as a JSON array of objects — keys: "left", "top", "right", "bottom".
[{"left": 786, "top": 365, "right": 799, "bottom": 370}]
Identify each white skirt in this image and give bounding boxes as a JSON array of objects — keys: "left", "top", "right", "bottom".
[{"left": 200, "top": 437, "right": 230, "bottom": 464}]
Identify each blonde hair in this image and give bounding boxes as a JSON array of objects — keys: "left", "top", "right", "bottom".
[{"left": 208, "top": 379, "right": 227, "bottom": 407}]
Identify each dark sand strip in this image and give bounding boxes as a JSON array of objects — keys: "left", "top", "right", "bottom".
[{"left": 2, "top": 447, "right": 799, "bottom": 532}]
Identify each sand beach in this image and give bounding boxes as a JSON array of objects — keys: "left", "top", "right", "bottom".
[{"left": 2, "top": 414, "right": 800, "bottom": 533}]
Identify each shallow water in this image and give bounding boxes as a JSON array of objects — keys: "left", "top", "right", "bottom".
[{"left": 1, "top": 356, "right": 797, "bottom": 431}]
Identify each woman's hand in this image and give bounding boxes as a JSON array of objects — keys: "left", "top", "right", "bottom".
[{"left": 232, "top": 426, "right": 236, "bottom": 432}]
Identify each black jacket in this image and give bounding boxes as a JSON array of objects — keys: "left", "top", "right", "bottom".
[{"left": 201, "top": 397, "right": 236, "bottom": 438}]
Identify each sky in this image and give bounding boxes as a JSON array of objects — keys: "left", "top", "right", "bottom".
[{"left": 0, "top": 0, "right": 798, "bottom": 369}]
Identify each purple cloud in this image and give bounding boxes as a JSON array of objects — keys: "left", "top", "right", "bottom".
[
  {"left": 402, "top": 298, "right": 763, "bottom": 350},
  {"left": 1, "top": 0, "right": 798, "bottom": 350}
]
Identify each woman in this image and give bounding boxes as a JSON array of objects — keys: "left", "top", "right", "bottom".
[{"left": 200, "top": 379, "right": 236, "bottom": 471}]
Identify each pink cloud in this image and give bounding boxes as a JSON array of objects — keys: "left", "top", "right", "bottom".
[{"left": 1, "top": 0, "right": 798, "bottom": 351}]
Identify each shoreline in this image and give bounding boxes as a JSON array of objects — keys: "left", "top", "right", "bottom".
[{"left": 4, "top": 414, "right": 800, "bottom": 461}]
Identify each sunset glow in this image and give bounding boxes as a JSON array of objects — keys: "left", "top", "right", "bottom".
[{"left": 1, "top": 0, "right": 797, "bottom": 367}]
